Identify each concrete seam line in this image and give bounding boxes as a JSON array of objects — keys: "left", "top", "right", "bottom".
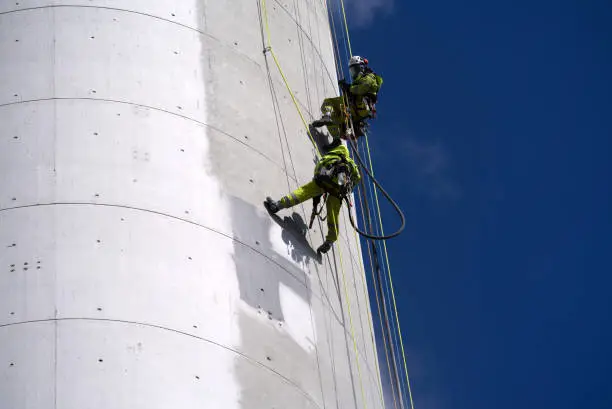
[
  {"left": 0, "top": 97, "right": 294, "bottom": 179},
  {"left": 0, "top": 4, "right": 335, "bottom": 88},
  {"left": 0, "top": 317, "right": 322, "bottom": 408},
  {"left": 0, "top": 201, "right": 373, "bottom": 355}
]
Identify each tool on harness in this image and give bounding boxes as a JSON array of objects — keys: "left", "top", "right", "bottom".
[{"left": 308, "top": 194, "right": 327, "bottom": 229}]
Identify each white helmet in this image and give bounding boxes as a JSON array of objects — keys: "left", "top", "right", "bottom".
[
  {"left": 349, "top": 56, "right": 368, "bottom": 79},
  {"left": 349, "top": 55, "right": 368, "bottom": 67}
]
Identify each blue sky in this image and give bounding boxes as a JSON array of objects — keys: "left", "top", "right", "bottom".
[{"left": 339, "top": 0, "right": 612, "bottom": 408}]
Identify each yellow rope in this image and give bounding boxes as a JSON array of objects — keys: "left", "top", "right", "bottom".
[
  {"left": 338, "top": 0, "right": 353, "bottom": 57},
  {"left": 261, "top": 0, "right": 321, "bottom": 158},
  {"left": 335, "top": 0, "right": 416, "bottom": 407},
  {"left": 331, "top": 209, "right": 368, "bottom": 409},
  {"left": 260, "top": 1, "right": 380, "bottom": 408},
  {"left": 364, "top": 134, "right": 415, "bottom": 409},
  {"left": 346, "top": 147, "right": 388, "bottom": 409}
]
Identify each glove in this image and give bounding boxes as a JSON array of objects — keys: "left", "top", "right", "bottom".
[{"left": 317, "top": 240, "right": 333, "bottom": 254}]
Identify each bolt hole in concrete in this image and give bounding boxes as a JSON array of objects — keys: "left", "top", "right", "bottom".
[
  {"left": 193, "top": 325, "right": 198, "bottom": 329},
  {"left": 255, "top": 241, "right": 260, "bottom": 245},
  {"left": 9, "top": 363, "right": 14, "bottom": 367},
  {"left": 249, "top": 179, "right": 254, "bottom": 183},
  {"left": 195, "top": 376, "right": 200, "bottom": 380},
  {"left": 98, "top": 359, "right": 103, "bottom": 363},
  {"left": 97, "top": 308, "right": 102, "bottom": 311},
  {"left": 13, "top": 136, "right": 18, "bottom": 139},
  {"left": 266, "top": 356, "right": 272, "bottom": 361},
  {"left": 93, "top": 132, "right": 98, "bottom": 135}
]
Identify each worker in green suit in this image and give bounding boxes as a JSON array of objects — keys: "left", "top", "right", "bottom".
[
  {"left": 312, "top": 56, "right": 383, "bottom": 140},
  {"left": 264, "top": 140, "right": 361, "bottom": 254}
]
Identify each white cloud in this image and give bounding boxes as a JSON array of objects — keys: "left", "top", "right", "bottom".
[
  {"left": 334, "top": 0, "right": 395, "bottom": 28},
  {"left": 401, "top": 138, "right": 461, "bottom": 200}
]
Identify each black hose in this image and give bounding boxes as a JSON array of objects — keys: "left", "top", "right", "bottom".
[{"left": 344, "top": 132, "right": 406, "bottom": 240}]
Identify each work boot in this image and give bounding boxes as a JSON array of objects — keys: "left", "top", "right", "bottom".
[
  {"left": 264, "top": 197, "right": 281, "bottom": 214},
  {"left": 317, "top": 240, "right": 333, "bottom": 254},
  {"left": 312, "top": 113, "right": 333, "bottom": 128}
]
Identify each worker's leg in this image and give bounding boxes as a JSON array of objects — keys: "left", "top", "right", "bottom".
[
  {"left": 327, "top": 96, "right": 348, "bottom": 124},
  {"left": 279, "top": 180, "right": 324, "bottom": 209},
  {"left": 350, "top": 97, "right": 371, "bottom": 120},
  {"left": 314, "top": 97, "right": 346, "bottom": 128},
  {"left": 324, "top": 194, "right": 342, "bottom": 243}
]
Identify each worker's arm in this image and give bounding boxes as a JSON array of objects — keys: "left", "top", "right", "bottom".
[
  {"left": 348, "top": 157, "right": 361, "bottom": 185},
  {"left": 349, "top": 74, "right": 378, "bottom": 96}
]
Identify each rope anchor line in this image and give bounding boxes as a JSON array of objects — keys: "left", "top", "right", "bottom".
[
  {"left": 259, "top": 0, "right": 416, "bottom": 408},
  {"left": 334, "top": 0, "right": 416, "bottom": 408},
  {"left": 259, "top": 1, "right": 373, "bottom": 409}
]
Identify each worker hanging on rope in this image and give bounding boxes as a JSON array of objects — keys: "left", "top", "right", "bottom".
[
  {"left": 263, "top": 139, "right": 361, "bottom": 254},
  {"left": 312, "top": 56, "right": 383, "bottom": 140}
]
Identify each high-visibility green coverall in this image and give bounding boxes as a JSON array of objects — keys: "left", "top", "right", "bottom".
[
  {"left": 321, "top": 72, "right": 383, "bottom": 138},
  {"left": 278, "top": 144, "right": 361, "bottom": 243}
]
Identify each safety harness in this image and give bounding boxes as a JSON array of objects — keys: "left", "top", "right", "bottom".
[{"left": 309, "top": 152, "right": 354, "bottom": 229}]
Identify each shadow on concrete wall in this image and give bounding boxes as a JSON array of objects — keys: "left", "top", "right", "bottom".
[{"left": 229, "top": 195, "right": 318, "bottom": 322}]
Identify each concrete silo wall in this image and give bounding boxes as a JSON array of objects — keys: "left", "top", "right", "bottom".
[{"left": 0, "top": 1, "right": 383, "bottom": 408}]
